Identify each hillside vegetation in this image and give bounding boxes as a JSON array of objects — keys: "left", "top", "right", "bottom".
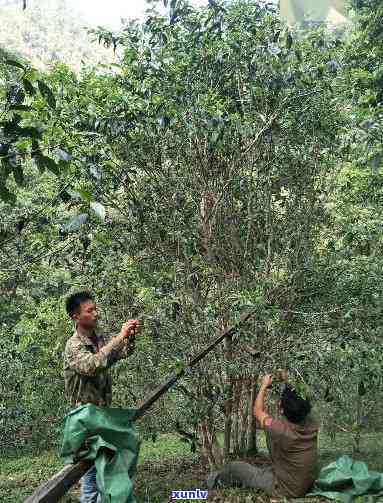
[{"left": 0, "top": 0, "right": 116, "bottom": 70}]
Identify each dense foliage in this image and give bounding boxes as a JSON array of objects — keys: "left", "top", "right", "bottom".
[{"left": 0, "top": 0, "right": 382, "bottom": 461}]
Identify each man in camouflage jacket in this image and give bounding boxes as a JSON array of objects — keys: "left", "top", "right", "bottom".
[{"left": 63, "top": 290, "right": 141, "bottom": 503}]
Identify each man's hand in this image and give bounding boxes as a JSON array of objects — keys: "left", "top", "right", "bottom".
[
  {"left": 120, "top": 320, "right": 142, "bottom": 340},
  {"left": 261, "top": 374, "right": 274, "bottom": 389}
]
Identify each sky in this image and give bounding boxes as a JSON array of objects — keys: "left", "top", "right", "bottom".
[{"left": 65, "top": 0, "right": 207, "bottom": 29}]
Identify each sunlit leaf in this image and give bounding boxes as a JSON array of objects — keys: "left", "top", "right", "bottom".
[
  {"left": 55, "top": 148, "right": 71, "bottom": 162},
  {"left": 78, "top": 189, "right": 93, "bottom": 202},
  {"left": 90, "top": 202, "right": 106, "bottom": 221}
]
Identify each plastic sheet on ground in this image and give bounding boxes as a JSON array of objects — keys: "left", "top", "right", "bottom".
[{"left": 308, "top": 455, "right": 383, "bottom": 502}]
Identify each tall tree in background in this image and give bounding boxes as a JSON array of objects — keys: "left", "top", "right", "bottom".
[
  {"left": 28, "top": 0, "right": 344, "bottom": 464},
  {"left": 6, "top": 0, "right": 383, "bottom": 461}
]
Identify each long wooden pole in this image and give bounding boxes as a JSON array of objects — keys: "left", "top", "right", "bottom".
[
  {"left": 134, "top": 308, "right": 255, "bottom": 419},
  {"left": 24, "top": 309, "right": 256, "bottom": 503}
]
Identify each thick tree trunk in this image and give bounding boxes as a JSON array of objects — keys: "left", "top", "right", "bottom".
[
  {"left": 200, "top": 419, "right": 222, "bottom": 468},
  {"left": 200, "top": 421, "right": 215, "bottom": 467},
  {"left": 223, "top": 334, "right": 233, "bottom": 462},
  {"left": 246, "top": 377, "right": 258, "bottom": 454},
  {"left": 232, "top": 378, "right": 242, "bottom": 455},
  {"left": 353, "top": 394, "right": 362, "bottom": 454},
  {"left": 208, "top": 419, "right": 223, "bottom": 466},
  {"left": 223, "top": 396, "right": 233, "bottom": 461},
  {"left": 240, "top": 378, "right": 251, "bottom": 452},
  {"left": 231, "top": 376, "right": 258, "bottom": 456}
]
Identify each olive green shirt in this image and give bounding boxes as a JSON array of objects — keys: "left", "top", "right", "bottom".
[{"left": 63, "top": 327, "right": 134, "bottom": 408}]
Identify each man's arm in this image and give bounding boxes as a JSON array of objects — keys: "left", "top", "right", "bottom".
[
  {"left": 108, "top": 333, "right": 136, "bottom": 362},
  {"left": 253, "top": 374, "right": 273, "bottom": 427},
  {"left": 65, "top": 320, "right": 139, "bottom": 376}
]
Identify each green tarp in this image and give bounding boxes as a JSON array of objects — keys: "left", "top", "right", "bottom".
[
  {"left": 308, "top": 455, "right": 383, "bottom": 502},
  {"left": 61, "top": 404, "right": 141, "bottom": 503}
]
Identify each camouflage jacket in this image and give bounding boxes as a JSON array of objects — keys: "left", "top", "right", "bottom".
[{"left": 63, "top": 327, "right": 134, "bottom": 408}]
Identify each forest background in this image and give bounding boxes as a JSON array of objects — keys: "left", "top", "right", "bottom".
[{"left": 1, "top": 0, "right": 383, "bottom": 500}]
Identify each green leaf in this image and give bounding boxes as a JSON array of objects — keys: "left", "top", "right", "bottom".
[
  {"left": 18, "top": 126, "right": 42, "bottom": 139},
  {"left": 22, "top": 78, "right": 36, "bottom": 96},
  {"left": 158, "top": 116, "right": 171, "bottom": 128},
  {"left": 316, "top": 65, "right": 324, "bottom": 78},
  {"left": 3, "top": 117, "right": 22, "bottom": 136},
  {"left": 34, "top": 154, "right": 60, "bottom": 175},
  {"left": 294, "top": 381, "right": 309, "bottom": 400},
  {"left": 286, "top": 31, "right": 293, "bottom": 49},
  {"left": 210, "top": 130, "right": 220, "bottom": 144},
  {"left": 9, "top": 105, "right": 32, "bottom": 112},
  {"left": 358, "top": 381, "right": 366, "bottom": 396},
  {"left": 37, "top": 80, "right": 56, "bottom": 109},
  {"left": 90, "top": 201, "right": 106, "bottom": 221},
  {"left": 12, "top": 165, "right": 24, "bottom": 186},
  {"left": 23, "top": 68, "right": 39, "bottom": 82},
  {"left": 78, "top": 189, "right": 93, "bottom": 202},
  {"left": 273, "top": 30, "right": 280, "bottom": 42},
  {"left": 5, "top": 59, "right": 25, "bottom": 70},
  {"left": 0, "top": 143, "right": 10, "bottom": 156},
  {"left": 173, "top": 360, "right": 185, "bottom": 376},
  {"left": 0, "top": 158, "right": 12, "bottom": 177},
  {"left": 0, "top": 184, "right": 16, "bottom": 204},
  {"left": 59, "top": 190, "right": 72, "bottom": 203},
  {"left": 324, "top": 386, "right": 334, "bottom": 403},
  {"left": 89, "top": 164, "right": 102, "bottom": 180}
]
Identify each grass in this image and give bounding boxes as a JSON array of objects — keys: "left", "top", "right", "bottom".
[{"left": 1, "top": 431, "right": 383, "bottom": 503}]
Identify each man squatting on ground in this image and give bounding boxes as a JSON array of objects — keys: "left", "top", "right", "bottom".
[
  {"left": 63, "top": 291, "right": 142, "bottom": 503},
  {"left": 208, "top": 373, "right": 319, "bottom": 498}
]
